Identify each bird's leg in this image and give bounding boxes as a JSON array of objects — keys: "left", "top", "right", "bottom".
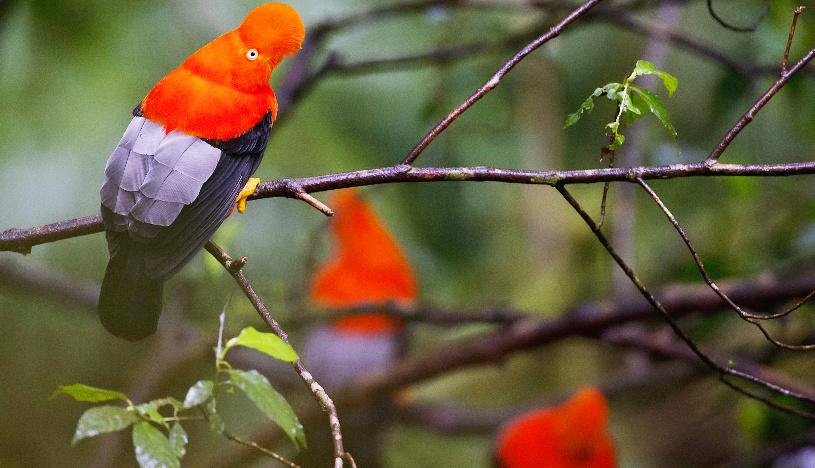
[{"left": 235, "top": 177, "right": 261, "bottom": 214}]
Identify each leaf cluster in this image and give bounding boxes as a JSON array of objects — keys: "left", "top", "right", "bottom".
[
  {"left": 565, "top": 60, "right": 678, "bottom": 153},
  {"left": 54, "top": 321, "right": 303, "bottom": 467}
]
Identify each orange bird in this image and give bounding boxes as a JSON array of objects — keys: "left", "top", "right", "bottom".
[
  {"left": 496, "top": 388, "right": 616, "bottom": 468},
  {"left": 99, "top": 3, "right": 304, "bottom": 340},
  {"left": 305, "top": 188, "right": 417, "bottom": 388},
  {"left": 302, "top": 188, "right": 417, "bottom": 465},
  {"left": 310, "top": 188, "right": 417, "bottom": 335}
]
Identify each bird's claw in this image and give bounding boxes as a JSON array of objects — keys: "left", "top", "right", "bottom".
[{"left": 236, "top": 178, "right": 261, "bottom": 214}]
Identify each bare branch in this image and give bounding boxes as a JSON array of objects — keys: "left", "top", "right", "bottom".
[
  {"left": 707, "top": 45, "right": 815, "bottom": 163},
  {"left": 556, "top": 184, "right": 815, "bottom": 417},
  {"left": 637, "top": 177, "right": 815, "bottom": 350},
  {"left": 401, "top": 0, "right": 605, "bottom": 165},
  {"left": 7, "top": 161, "right": 815, "bottom": 254},
  {"left": 781, "top": 6, "right": 806, "bottom": 75},
  {"left": 706, "top": 0, "right": 769, "bottom": 33}
]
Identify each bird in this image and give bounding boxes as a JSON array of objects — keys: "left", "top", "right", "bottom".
[
  {"left": 301, "top": 188, "right": 417, "bottom": 466},
  {"left": 98, "top": 3, "right": 304, "bottom": 341},
  {"left": 495, "top": 387, "right": 616, "bottom": 468}
]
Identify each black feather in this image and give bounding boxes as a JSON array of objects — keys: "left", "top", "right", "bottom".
[
  {"left": 98, "top": 230, "right": 164, "bottom": 341},
  {"left": 98, "top": 106, "right": 271, "bottom": 339}
]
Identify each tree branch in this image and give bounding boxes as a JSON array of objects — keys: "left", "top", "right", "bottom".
[
  {"left": 204, "top": 242, "right": 355, "bottom": 468},
  {"left": 707, "top": 45, "right": 815, "bottom": 163},
  {"left": 401, "top": 0, "right": 605, "bottom": 165},
  {"left": 6, "top": 161, "right": 815, "bottom": 254}
]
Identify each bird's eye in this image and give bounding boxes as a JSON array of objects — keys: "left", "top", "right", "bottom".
[{"left": 246, "top": 49, "right": 259, "bottom": 61}]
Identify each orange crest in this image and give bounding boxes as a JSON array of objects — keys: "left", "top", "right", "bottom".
[
  {"left": 310, "top": 189, "right": 417, "bottom": 334},
  {"left": 142, "top": 3, "right": 304, "bottom": 141},
  {"left": 496, "top": 388, "right": 616, "bottom": 468}
]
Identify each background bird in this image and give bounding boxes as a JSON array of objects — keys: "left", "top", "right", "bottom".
[
  {"left": 301, "top": 187, "right": 417, "bottom": 466},
  {"left": 495, "top": 387, "right": 616, "bottom": 468}
]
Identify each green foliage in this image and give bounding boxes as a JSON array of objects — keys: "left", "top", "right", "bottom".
[
  {"left": 72, "top": 406, "right": 138, "bottom": 445},
  {"left": 57, "top": 323, "right": 303, "bottom": 467},
  {"left": 565, "top": 59, "right": 679, "bottom": 152},
  {"left": 229, "top": 369, "right": 307, "bottom": 449},
  {"left": 224, "top": 326, "right": 299, "bottom": 363},
  {"left": 132, "top": 422, "right": 181, "bottom": 468},
  {"left": 54, "top": 383, "right": 130, "bottom": 404}
]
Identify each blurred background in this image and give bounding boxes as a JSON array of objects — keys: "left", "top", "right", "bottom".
[{"left": 3, "top": 0, "right": 815, "bottom": 466}]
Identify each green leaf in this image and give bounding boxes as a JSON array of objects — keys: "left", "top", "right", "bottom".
[
  {"left": 630, "top": 60, "right": 678, "bottom": 96},
  {"left": 135, "top": 403, "right": 166, "bottom": 427},
  {"left": 132, "top": 422, "right": 181, "bottom": 468},
  {"left": 183, "top": 380, "right": 214, "bottom": 409},
  {"left": 602, "top": 83, "right": 622, "bottom": 101},
  {"left": 626, "top": 93, "right": 650, "bottom": 122},
  {"left": 229, "top": 369, "right": 306, "bottom": 449},
  {"left": 225, "top": 327, "right": 298, "bottom": 363},
  {"left": 610, "top": 132, "right": 625, "bottom": 150},
  {"left": 630, "top": 85, "right": 677, "bottom": 137},
  {"left": 564, "top": 95, "right": 595, "bottom": 128},
  {"left": 55, "top": 384, "right": 128, "bottom": 403},
  {"left": 169, "top": 423, "right": 188, "bottom": 460},
  {"left": 72, "top": 406, "right": 138, "bottom": 445}
]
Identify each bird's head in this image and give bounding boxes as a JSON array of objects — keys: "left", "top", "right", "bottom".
[{"left": 182, "top": 2, "right": 305, "bottom": 94}]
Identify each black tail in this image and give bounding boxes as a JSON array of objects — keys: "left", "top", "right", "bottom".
[{"left": 98, "top": 240, "right": 164, "bottom": 341}]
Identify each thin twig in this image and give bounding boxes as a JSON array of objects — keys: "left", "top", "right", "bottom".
[
  {"left": 781, "top": 6, "right": 806, "bottom": 75},
  {"left": 706, "top": 46, "right": 815, "bottom": 163},
  {"left": 401, "top": 0, "right": 605, "bottom": 165},
  {"left": 707, "top": 0, "right": 769, "bottom": 33},
  {"left": 556, "top": 184, "right": 815, "bottom": 418},
  {"left": 636, "top": 178, "right": 815, "bottom": 350},
  {"left": 285, "top": 182, "right": 335, "bottom": 216},
  {"left": 204, "top": 242, "right": 353, "bottom": 467},
  {"left": 198, "top": 406, "right": 301, "bottom": 468}
]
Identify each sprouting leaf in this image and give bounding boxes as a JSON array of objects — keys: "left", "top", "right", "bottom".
[
  {"left": 229, "top": 369, "right": 306, "bottom": 449},
  {"left": 564, "top": 95, "right": 595, "bottom": 128},
  {"left": 601, "top": 83, "right": 622, "bottom": 101},
  {"left": 630, "top": 85, "right": 677, "bottom": 136},
  {"left": 183, "top": 380, "right": 214, "bottom": 409},
  {"left": 205, "top": 400, "right": 224, "bottom": 434},
  {"left": 150, "top": 397, "right": 184, "bottom": 412},
  {"left": 630, "top": 60, "right": 678, "bottom": 96},
  {"left": 132, "top": 422, "right": 181, "bottom": 468},
  {"left": 135, "top": 403, "right": 166, "bottom": 427},
  {"left": 72, "top": 406, "right": 138, "bottom": 445},
  {"left": 169, "top": 423, "right": 188, "bottom": 459},
  {"left": 609, "top": 132, "right": 625, "bottom": 150},
  {"left": 54, "top": 384, "right": 129, "bottom": 403},
  {"left": 225, "top": 327, "right": 298, "bottom": 363}
]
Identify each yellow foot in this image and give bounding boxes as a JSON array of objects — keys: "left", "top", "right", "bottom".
[{"left": 236, "top": 178, "right": 260, "bottom": 214}]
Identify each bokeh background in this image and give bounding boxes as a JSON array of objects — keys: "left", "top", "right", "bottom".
[{"left": 3, "top": 0, "right": 815, "bottom": 466}]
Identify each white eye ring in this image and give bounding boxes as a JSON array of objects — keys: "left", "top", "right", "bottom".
[{"left": 246, "top": 48, "right": 259, "bottom": 61}]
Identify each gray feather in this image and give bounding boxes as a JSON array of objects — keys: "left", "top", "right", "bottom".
[{"left": 100, "top": 117, "right": 222, "bottom": 232}]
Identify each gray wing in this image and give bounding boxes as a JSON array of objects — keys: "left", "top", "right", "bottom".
[{"left": 100, "top": 117, "right": 222, "bottom": 239}]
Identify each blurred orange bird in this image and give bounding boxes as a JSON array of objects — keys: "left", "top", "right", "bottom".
[
  {"left": 310, "top": 188, "right": 417, "bottom": 335},
  {"left": 496, "top": 387, "right": 616, "bottom": 468},
  {"left": 305, "top": 188, "right": 417, "bottom": 390}
]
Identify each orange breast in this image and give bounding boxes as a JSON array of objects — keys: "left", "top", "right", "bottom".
[{"left": 142, "top": 67, "right": 275, "bottom": 141}]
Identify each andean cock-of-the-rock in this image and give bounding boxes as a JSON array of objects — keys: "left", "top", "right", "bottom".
[
  {"left": 496, "top": 387, "right": 616, "bottom": 468},
  {"left": 98, "top": 3, "right": 304, "bottom": 341},
  {"left": 305, "top": 188, "right": 417, "bottom": 389}
]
